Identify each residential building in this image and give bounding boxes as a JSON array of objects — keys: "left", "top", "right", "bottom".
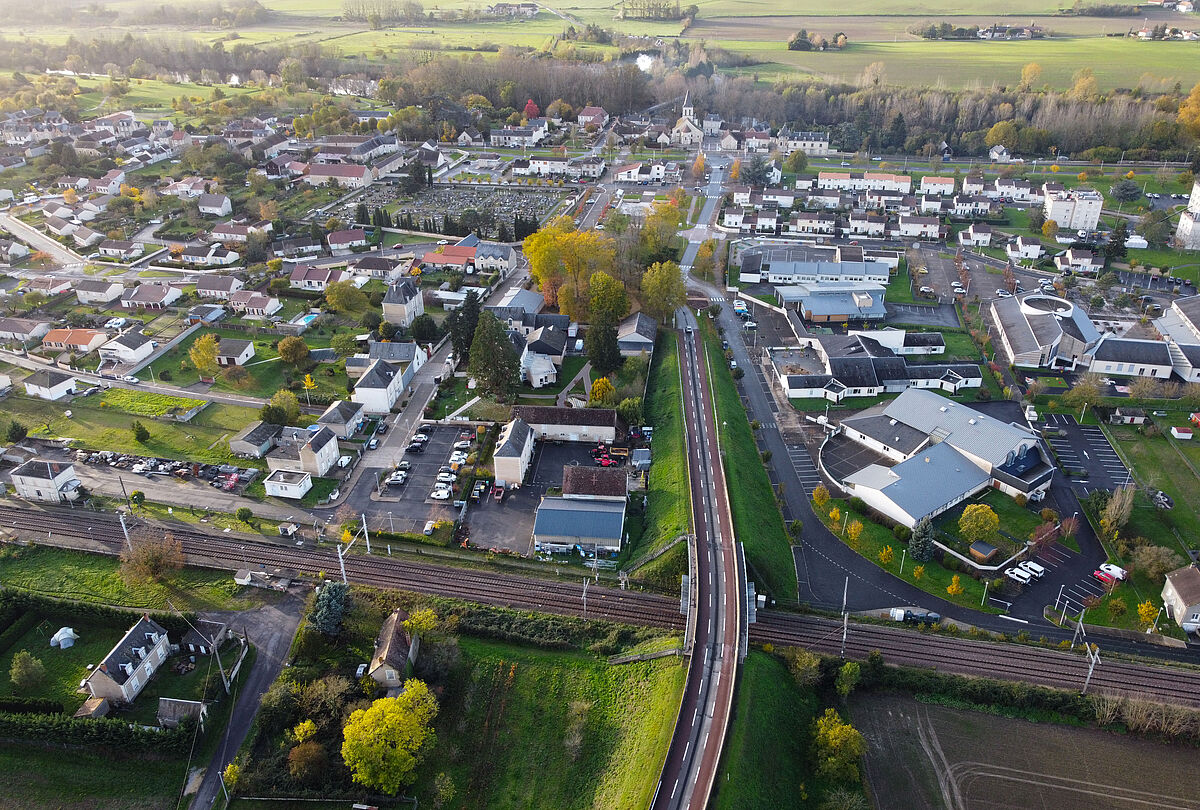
[
  {"left": 1054, "top": 249, "right": 1100, "bottom": 274},
  {"left": 614, "top": 161, "right": 666, "bottom": 183},
  {"left": 316, "top": 399, "right": 365, "bottom": 439},
  {"left": 289, "top": 265, "right": 346, "bottom": 291},
  {"left": 23, "top": 368, "right": 76, "bottom": 400},
  {"left": 41, "top": 328, "right": 107, "bottom": 354},
  {"left": 195, "top": 276, "right": 244, "bottom": 300},
  {"left": 180, "top": 245, "right": 239, "bottom": 266},
  {"left": 616, "top": 312, "right": 657, "bottom": 356},
  {"left": 421, "top": 245, "right": 475, "bottom": 272},
  {"left": 577, "top": 106, "right": 608, "bottom": 129},
  {"left": 494, "top": 418, "right": 535, "bottom": 487},
  {"left": 898, "top": 215, "right": 941, "bottom": 239},
  {"left": 533, "top": 497, "right": 626, "bottom": 552},
  {"left": 368, "top": 609, "right": 417, "bottom": 691},
  {"left": 83, "top": 616, "right": 171, "bottom": 703},
  {"left": 1006, "top": 236, "right": 1044, "bottom": 261},
  {"left": 187, "top": 304, "right": 226, "bottom": 326},
  {"left": 121, "top": 283, "right": 181, "bottom": 310},
  {"left": 272, "top": 236, "right": 323, "bottom": 258},
  {"left": 382, "top": 280, "right": 424, "bottom": 327},
  {"left": 475, "top": 242, "right": 517, "bottom": 273},
  {"left": 351, "top": 359, "right": 407, "bottom": 414},
  {"left": 1162, "top": 564, "right": 1200, "bottom": 633},
  {"left": 778, "top": 129, "right": 831, "bottom": 156},
  {"left": 229, "top": 420, "right": 283, "bottom": 458},
  {"left": 97, "top": 240, "right": 144, "bottom": 260},
  {"left": 75, "top": 279, "right": 124, "bottom": 305},
  {"left": 958, "top": 223, "right": 993, "bottom": 247},
  {"left": 0, "top": 316, "right": 50, "bottom": 342},
  {"left": 197, "top": 193, "right": 232, "bottom": 217},
  {"left": 1043, "top": 186, "right": 1103, "bottom": 232},
  {"left": 265, "top": 426, "right": 339, "bottom": 476},
  {"left": 10, "top": 459, "right": 81, "bottom": 502},
  {"left": 228, "top": 289, "right": 281, "bottom": 317},
  {"left": 786, "top": 212, "right": 837, "bottom": 235},
  {"left": 99, "top": 330, "right": 155, "bottom": 366},
  {"left": 303, "top": 163, "right": 376, "bottom": 188},
  {"left": 25, "top": 276, "right": 72, "bottom": 296},
  {"left": 215, "top": 338, "right": 254, "bottom": 367},
  {"left": 919, "top": 176, "right": 956, "bottom": 196},
  {"left": 327, "top": 229, "right": 369, "bottom": 252},
  {"left": 72, "top": 226, "right": 104, "bottom": 248},
  {"left": 349, "top": 255, "right": 404, "bottom": 282},
  {"left": 263, "top": 468, "right": 312, "bottom": 499},
  {"left": 509, "top": 405, "right": 618, "bottom": 442},
  {"left": 520, "top": 325, "right": 566, "bottom": 388},
  {"left": 0, "top": 238, "right": 29, "bottom": 262}
]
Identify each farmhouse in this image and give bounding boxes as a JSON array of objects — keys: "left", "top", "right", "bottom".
[
  {"left": 23, "top": 368, "right": 76, "bottom": 400},
  {"left": 10, "top": 459, "right": 81, "bottom": 502},
  {"left": 83, "top": 616, "right": 172, "bottom": 703}
]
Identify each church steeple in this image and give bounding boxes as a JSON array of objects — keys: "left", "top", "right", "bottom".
[{"left": 681, "top": 90, "right": 693, "bottom": 123}]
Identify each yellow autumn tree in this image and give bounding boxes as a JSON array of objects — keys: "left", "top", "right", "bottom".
[
  {"left": 523, "top": 218, "right": 616, "bottom": 321},
  {"left": 1180, "top": 81, "right": 1200, "bottom": 138},
  {"left": 946, "top": 574, "right": 965, "bottom": 596},
  {"left": 1136, "top": 600, "right": 1158, "bottom": 629},
  {"left": 341, "top": 684, "right": 438, "bottom": 794}
]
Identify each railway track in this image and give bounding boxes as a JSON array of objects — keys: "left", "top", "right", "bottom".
[{"left": 4, "top": 503, "right": 1200, "bottom": 707}]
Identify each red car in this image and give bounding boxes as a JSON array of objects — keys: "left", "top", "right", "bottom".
[
  {"left": 595, "top": 458, "right": 618, "bottom": 467},
  {"left": 1093, "top": 569, "right": 1116, "bottom": 585}
]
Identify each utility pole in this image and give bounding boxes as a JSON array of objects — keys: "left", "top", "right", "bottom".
[
  {"left": 839, "top": 576, "right": 849, "bottom": 659},
  {"left": 1082, "top": 643, "right": 1101, "bottom": 694},
  {"left": 117, "top": 511, "right": 132, "bottom": 553},
  {"left": 360, "top": 512, "right": 371, "bottom": 555},
  {"left": 337, "top": 536, "right": 358, "bottom": 585},
  {"left": 582, "top": 578, "right": 590, "bottom": 619}
]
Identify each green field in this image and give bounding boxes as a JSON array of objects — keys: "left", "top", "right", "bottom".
[
  {"left": 0, "top": 740, "right": 184, "bottom": 810},
  {"left": 704, "top": 325, "right": 798, "bottom": 601}
]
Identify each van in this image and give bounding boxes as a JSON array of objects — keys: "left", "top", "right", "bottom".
[{"left": 338, "top": 455, "right": 352, "bottom": 468}]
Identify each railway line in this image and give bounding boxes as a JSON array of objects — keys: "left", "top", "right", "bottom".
[{"left": 4, "top": 502, "right": 1200, "bottom": 708}]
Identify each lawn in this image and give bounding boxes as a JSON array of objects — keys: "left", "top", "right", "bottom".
[
  {"left": 0, "top": 740, "right": 184, "bottom": 810},
  {"left": 6, "top": 392, "right": 262, "bottom": 466},
  {"left": 429, "top": 376, "right": 474, "bottom": 419},
  {"left": 0, "top": 544, "right": 269, "bottom": 612},
  {"left": 885, "top": 266, "right": 916, "bottom": 305},
  {"left": 418, "top": 637, "right": 686, "bottom": 810},
  {"left": 99, "top": 388, "right": 205, "bottom": 417},
  {"left": 704, "top": 325, "right": 798, "bottom": 600},
  {"left": 940, "top": 330, "right": 983, "bottom": 362},
  {"left": 623, "top": 332, "right": 689, "bottom": 589},
  {"left": 818, "top": 497, "right": 1001, "bottom": 613},
  {"left": 936, "top": 488, "right": 1045, "bottom": 556},
  {"left": 0, "top": 618, "right": 126, "bottom": 712}
]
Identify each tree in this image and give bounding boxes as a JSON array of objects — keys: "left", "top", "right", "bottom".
[
  {"left": 946, "top": 574, "right": 965, "bottom": 596},
  {"left": 728, "top": 159, "right": 742, "bottom": 181},
  {"left": 783, "top": 150, "right": 808, "bottom": 174},
  {"left": 1132, "top": 545, "right": 1185, "bottom": 580},
  {"left": 1138, "top": 211, "right": 1171, "bottom": 247},
  {"left": 1070, "top": 67, "right": 1099, "bottom": 100},
  {"left": 812, "top": 484, "right": 830, "bottom": 510},
  {"left": 589, "top": 376, "right": 617, "bottom": 407},
  {"left": 588, "top": 271, "right": 629, "bottom": 326},
  {"left": 1042, "top": 219, "right": 1059, "bottom": 239},
  {"left": 446, "top": 290, "right": 481, "bottom": 363},
  {"left": 1178, "top": 80, "right": 1200, "bottom": 139},
  {"left": 265, "top": 390, "right": 301, "bottom": 425},
  {"left": 341, "top": 684, "right": 439, "bottom": 794},
  {"left": 1137, "top": 600, "right": 1158, "bottom": 629},
  {"left": 835, "top": 661, "right": 860, "bottom": 699},
  {"left": 586, "top": 322, "right": 622, "bottom": 376},
  {"left": 787, "top": 29, "right": 813, "bottom": 51},
  {"left": 617, "top": 397, "right": 643, "bottom": 426},
  {"left": 278, "top": 336, "right": 310, "bottom": 367},
  {"left": 9, "top": 650, "right": 45, "bottom": 692},
  {"left": 312, "top": 581, "right": 350, "bottom": 636},
  {"left": 691, "top": 153, "right": 705, "bottom": 180},
  {"left": 129, "top": 490, "right": 145, "bottom": 510},
  {"left": 958, "top": 503, "right": 999, "bottom": 545},
  {"left": 332, "top": 333, "right": 361, "bottom": 358},
  {"left": 6, "top": 420, "right": 27, "bottom": 443},
  {"left": 288, "top": 740, "right": 328, "bottom": 785},
  {"left": 692, "top": 239, "right": 717, "bottom": 282},
  {"left": 411, "top": 314, "right": 438, "bottom": 344},
  {"left": 1019, "top": 61, "right": 1043, "bottom": 90},
  {"left": 467, "top": 311, "right": 519, "bottom": 400},
  {"left": 1128, "top": 376, "right": 1160, "bottom": 401},
  {"left": 131, "top": 420, "right": 150, "bottom": 443},
  {"left": 1105, "top": 220, "right": 1128, "bottom": 260},
  {"left": 828, "top": 507, "right": 841, "bottom": 525},
  {"left": 1111, "top": 179, "right": 1142, "bottom": 203},
  {"left": 236, "top": 507, "right": 254, "bottom": 525},
  {"left": 523, "top": 220, "right": 616, "bottom": 320},
  {"left": 812, "top": 708, "right": 865, "bottom": 783},
  {"left": 1102, "top": 484, "right": 1135, "bottom": 532},
  {"left": 1063, "top": 373, "right": 1103, "bottom": 413},
  {"left": 843, "top": 519, "right": 864, "bottom": 548},
  {"left": 402, "top": 608, "right": 439, "bottom": 638},
  {"left": 641, "top": 261, "right": 686, "bottom": 324},
  {"left": 120, "top": 533, "right": 184, "bottom": 584},
  {"left": 523, "top": 98, "right": 540, "bottom": 119},
  {"left": 1028, "top": 208, "right": 1045, "bottom": 231},
  {"left": 884, "top": 112, "right": 907, "bottom": 150},
  {"left": 325, "top": 280, "right": 368, "bottom": 313},
  {"left": 189, "top": 333, "right": 220, "bottom": 379},
  {"left": 782, "top": 646, "right": 821, "bottom": 687},
  {"left": 741, "top": 154, "right": 771, "bottom": 187}
]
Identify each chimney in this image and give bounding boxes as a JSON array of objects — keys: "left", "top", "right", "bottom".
[{"left": 99, "top": 663, "right": 107, "bottom": 673}]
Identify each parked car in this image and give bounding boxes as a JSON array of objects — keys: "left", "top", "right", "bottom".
[
  {"left": 471, "top": 481, "right": 487, "bottom": 501},
  {"left": 1098, "top": 563, "right": 1128, "bottom": 581},
  {"left": 1018, "top": 560, "right": 1046, "bottom": 579},
  {"left": 996, "top": 289, "right": 1013, "bottom": 298},
  {"left": 123, "top": 375, "right": 140, "bottom": 383},
  {"left": 1093, "top": 569, "right": 1117, "bottom": 585},
  {"left": 453, "top": 440, "right": 472, "bottom": 450},
  {"left": 411, "top": 433, "right": 429, "bottom": 444},
  {"left": 396, "top": 460, "right": 410, "bottom": 471},
  {"left": 436, "top": 472, "right": 456, "bottom": 483},
  {"left": 405, "top": 443, "right": 425, "bottom": 453},
  {"left": 423, "top": 520, "right": 436, "bottom": 535},
  {"left": 430, "top": 487, "right": 451, "bottom": 501},
  {"left": 1005, "top": 567, "right": 1032, "bottom": 585},
  {"left": 376, "top": 422, "right": 387, "bottom": 434},
  {"left": 386, "top": 471, "right": 407, "bottom": 485},
  {"left": 367, "top": 438, "right": 379, "bottom": 450}
]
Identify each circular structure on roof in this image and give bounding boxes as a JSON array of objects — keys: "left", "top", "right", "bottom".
[{"left": 1019, "top": 294, "right": 1073, "bottom": 318}]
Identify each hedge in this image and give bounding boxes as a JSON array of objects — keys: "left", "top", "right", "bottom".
[
  {"left": 0, "top": 591, "right": 194, "bottom": 639},
  {"left": 0, "top": 711, "right": 192, "bottom": 751},
  {"left": 0, "top": 612, "right": 40, "bottom": 656},
  {"left": 0, "top": 697, "right": 65, "bottom": 715}
]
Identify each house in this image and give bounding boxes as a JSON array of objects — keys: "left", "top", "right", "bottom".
[
  {"left": 289, "top": 265, "right": 346, "bottom": 291},
  {"left": 72, "top": 226, "right": 105, "bottom": 248},
  {"left": 44, "top": 215, "right": 76, "bottom": 237},
  {"left": 520, "top": 325, "right": 567, "bottom": 389},
  {"left": 848, "top": 213, "right": 886, "bottom": 238},
  {"left": 10, "top": 459, "right": 81, "bottom": 501},
  {"left": 41, "top": 328, "right": 107, "bottom": 354},
  {"left": 1054, "top": 249, "right": 1100, "bottom": 275},
  {"left": 1110, "top": 407, "right": 1147, "bottom": 425},
  {"left": 368, "top": 609, "right": 418, "bottom": 691},
  {"left": 266, "top": 426, "right": 339, "bottom": 476},
  {"left": 562, "top": 465, "right": 627, "bottom": 501},
  {"left": 350, "top": 255, "right": 403, "bottom": 282},
  {"left": 187, "top": 304, "right": 226, "bottom": 326},
  {"left": 457, "top": 127, "right": 485, "bottom": 147},
  {"left": 25, "top": 276, "right": 72, "bottom": 296},
  {"left": 180, "top": 245, "right": 240, "bottom": 266},
  {"left": 263, "top": 468, "right": 312, "bottom": 500},
  {"left": 195, "top": 276, "right": 244, "bottom": 300},
  {"left": 0, "top": 238, "right": 29, "bottom": 262},
  {"left": 577, "top": 106, "right": 608, "bottom": 129},
  {"left": 351, "top": 359, "right": 408, "bottom": 414},
  {"left": 1044, "top": 187, "right": 1103, "bottom": 232},
  {"left": 346, "top": 341, "right": 429, "bottom": 379},
  {"left": 898, "top": 215, "right": 941, "bottom": 240},
  {"left": 1162, "top": 564, "right": 1200, "bottom": 633},
  {"left": 533, "top": 496, "right": 626, "bottom": 552},
  {"left": 988, "top": 144, "right": 1013, "bottom": 163},
  {"left": 303, "top": 163, "right": 376, "bottom": 188},
  {"left": 210, "top": 221, "right": 271, "bottom": 244},
  {"left": 616, "top": 312, "right": 657, "bottom": 356},
  {"left": 23, "top": 369, "right": 76, "bottom": 400},
  {"left": 229, "top": 420, "right": 283, "bottom": 458},
  {"left": 162, "top": 176, "right": 210, "bottom": 198},
  {"left": 919, "top": 176, "right": 956, "bottom": 196},
  {"left": 121, "top": 283, "right": 181, "bottom": 310},
  {"left": 97, "top": 240, "right": 144, "bottom": 260},
  {"left": 1006, "top": 236, "right": 1044, "bottom": 261},
  {"left": 475, "top": 242, "right": 517, "bottom": 273},
  {"left": 316, "top": 399, "right": 366, "bottom": 439},
  {"left": 272, "top": 236, "right": 324, "bottom": 259},
  {"left": 215, "top": 338, "right": 254, "bottom": 367},
  {"left": 421, "top": 245, "right": 475, "bottom": 272},
  {"left": 958, "top": 223, "right": 993, "bottom": 247},
  {"left": 99, "top": 330, "right": 155, "bottom": 366},
  {"left": 327, "top": 229, "right": 369, "bottom": 252},
  {"left": 614, "top": 162, "right": 666, "bottom": 183},
  {"left": 0, "top": 316, "right": 51, "bottom": 342},
  {"left": 1088, "top": 337, "right": 1174, "bottom": 379},
  {"left": 83, "top": 616, "right": 171, "bottom": 703},
  {"left": 786, "top": 212, "right": 837, "bottom": 236},
  {"left": 382, "top": 280, "right": 424, "bottom": 328},
  {"left": 509, "top": 405, "right": 618, "bottom": 442},
  {"left": 494, "top": 418, "right": 535, "bottom": 487},
  {"left": 228, "top": 289, "right": 281, "bottom": 318},
  {"left": 197, "top": 193, "right": 232, "bottom": 217},
  {"left": 74, "top": 279, "right": 124, "bottom": 305}
]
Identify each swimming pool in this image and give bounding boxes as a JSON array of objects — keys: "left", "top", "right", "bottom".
[{"left": 291, "top": 312, "right": 319, "bottom": 326}]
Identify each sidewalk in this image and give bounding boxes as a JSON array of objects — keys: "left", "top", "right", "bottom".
[{"left": 556, "top": 361, "right": 592, "bottom": 406}]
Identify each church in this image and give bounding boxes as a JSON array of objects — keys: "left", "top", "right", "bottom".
[{"left": 671, "top": 92, "right": 703, "bottom": 147}]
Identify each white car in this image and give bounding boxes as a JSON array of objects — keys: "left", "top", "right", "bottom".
[
  {"left": 996, "top": 290, "right": 1013, "bottom": 299},
  {"left": 1005, "top": 567, "right": 1032, "bottom": 585},
  {"left": 430, "top": 487, "right": 451, "bottom": 501},
  {"left": 453, "top": 440, "right": 472, "bottom": 450},
  {"left": 386, "top": 471, "right": 407, "bottom": 485},
  {"left": 449, "top": 452, "right": 467, "bottom": 464},
  {"left": 1019, "top": 560, "right": 1046, "bottom": 579},
  {"left": 123, "top": 375, "right": 140, "bottom": 384},
  {"left": 423, "top": 520, "right": 436, "bottom": 535},
  {"left": 436, "top": 472, "right": 456, "bottom": 483},
  {"left": 1099, "top": 563, "right": 1128, "bottom": 581}
]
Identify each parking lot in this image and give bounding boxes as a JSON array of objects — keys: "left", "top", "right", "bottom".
[
  {"left": 1040, "top": 413, "right": 1130, "bottom": 494},
  {"left": 368, "top": 424, "right": 470, "bottom": 533}
]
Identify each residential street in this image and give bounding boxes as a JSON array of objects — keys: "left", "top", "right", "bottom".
[{"left": 0, "top": 211, "right": 84, "bottom": 266}]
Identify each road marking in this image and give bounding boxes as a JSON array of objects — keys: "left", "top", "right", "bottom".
[{"left": 997, "top": 615, "right": 1029, "bottom": 624}]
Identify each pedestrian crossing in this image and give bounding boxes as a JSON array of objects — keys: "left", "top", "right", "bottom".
[
  {"left": 786, "top": 444, "right": 823, "bottom": 495},
  {"left": 709, "top": 296, "right": 725, "bottom": 303}
]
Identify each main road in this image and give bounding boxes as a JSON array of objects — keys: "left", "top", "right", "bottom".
[{"left": 652, "top": 311, "right": 742, "bottom": 810}]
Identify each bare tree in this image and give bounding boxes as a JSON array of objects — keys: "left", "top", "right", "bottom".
[{"left": 120, "top": 532, "right": 184, "bottom": 584}]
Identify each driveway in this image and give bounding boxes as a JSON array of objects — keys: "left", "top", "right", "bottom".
[
  {"left": 191, "top": 592, "right": 305, "bottom": 809},
  {"left": 0, "top": 212, "right": 84, "bottom": 266}
]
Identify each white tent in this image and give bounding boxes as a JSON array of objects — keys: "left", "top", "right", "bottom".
[{"left": 50, "top": 627, "right": 79, "bottom": 649}]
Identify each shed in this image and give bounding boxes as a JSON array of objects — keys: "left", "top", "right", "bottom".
[
  {"left": 50, "top": 626, "right": 79, "bottom": 649},
  {"left": 631, "top": 448, "right": 651, "bottom": 471},
  {"left": 157, "top": 697, "right": 208, "bottom": 729},
  {"left": 1172, "top": 426, "right": 1194, "bottom": 440},
  {"left": 969, "top": 540, "right": 998, "bottom": 563}
]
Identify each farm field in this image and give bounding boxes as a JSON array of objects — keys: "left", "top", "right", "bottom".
[
  {"left": 0, "top": 740, "right": 183, "bottom": 810},
  {"left": 852, "top": 692, "right": 1200, "bottom": 810}
]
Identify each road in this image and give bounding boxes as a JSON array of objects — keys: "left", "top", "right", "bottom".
[
  {"left": 652, "top": 312, "right": 741, "bottom": 810},
  {"left": 0, "top": 211, "right": 84, "bottom": 266}
]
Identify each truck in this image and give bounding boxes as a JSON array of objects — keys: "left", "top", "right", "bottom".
[{"left": 888, "top": 608, "right": 942, "bottom": 626}]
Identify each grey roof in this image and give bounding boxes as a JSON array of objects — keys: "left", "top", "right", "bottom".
[
  {"left": 356, "top": 359, "right": 400, "bottom": 389},
  {"left": 617, "top": 312, "right": 657, "bottom": 343},
  {"left": 197, "top": 193, "right": 228, "bottom": 208},
  {"left": 367, "top": 341, "right": 418, "bottom": 364},
  {"left": 527, "top": 325, "right": 567, "bottom": 356},
  {"left": 903, "top": 332, "right": 945, "bottom": 347},
  {"left": 476, "top": 242, "right": 514, "bottom": 261},
  {"left": 1175, "top": 343, "right": 1200, "bottom": 367},
  {"left": 1090, "top": 337, "right": 1172, "bottom": 366},
  {"left": 231, "top": 419, "right": 282, "bottom": 448},
  {"left": 878, "top": 389, "right": 1040, "bottom": 468},
  {"left": 216, "top": 338, "right": 251, "bottom": 358},
  {"left": 25, "top": 369, "right": 75, "bottom": 389},
  {"left": 354, "top": 256, "right": 397, "bottom": 272},
  {"left": 76, "top": 279, "right": 122, "bottom": 293},
  {"left": 384, "top": 280, "right": 418, "bottom": 305},
  {"left": 489, "top": 287, "right": 543, "bottom": 315},
  {"left": 110, "top": 330, "right": 153, "bottom": 350},
  {"left": 841, "top": 411, "right": 930, "bottom": 455},
  {"left": 511, "top": 405, "right": 618, "bottom": 428},
  {"left": 843, "top": 442, "right": 990, "bottom": 522},
  {"left": 495, "top": 418, "right": 533, "bottom": 457},
  {"left": 94, "top": 616, "right": 169, "bottom": 686},
  {"left": 1165, "top": 565, "right": 1200, "bottom": 607},
  {"left": 196, "top": 276, "right": 238, "bottom": 292},
  {"left": 1174, "top": 295, "right": 1200, "bottom": 330},
  {"left": 318, "top": 399, "right": 364, "bottom": 425},
  {"left": 533, "top": 496, "right": 626, "bottom": 541},
  {"left": 11, "top": 458, "right": 74, "bottom": 480}
]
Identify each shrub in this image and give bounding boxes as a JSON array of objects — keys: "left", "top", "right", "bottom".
[{"left": 892, "top": 525, "right": 912, "bottom": 542}]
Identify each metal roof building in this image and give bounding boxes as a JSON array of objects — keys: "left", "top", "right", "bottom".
[{"left": 532, "top": 497, "right": 626, "bottom": 552}]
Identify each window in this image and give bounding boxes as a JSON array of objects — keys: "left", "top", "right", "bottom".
[
  {"left": 1191, "top": 613, "right": 1200, "bottom": 622},
  {"left": 385, "top": 668, "right": 398, "bottom": 682}
]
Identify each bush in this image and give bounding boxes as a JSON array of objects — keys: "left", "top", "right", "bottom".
[
  {"left": 848, "top": 497, "right": 866, "bottom": 512},
  {"left": 0, "top": 711, "right": 192, "bottom": 751},
  {"left": 892, "top": 525, "right": 912, "bottom": 542},
  {"left": 0, "top": 697, "right": 64, "bottom": 715}
]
